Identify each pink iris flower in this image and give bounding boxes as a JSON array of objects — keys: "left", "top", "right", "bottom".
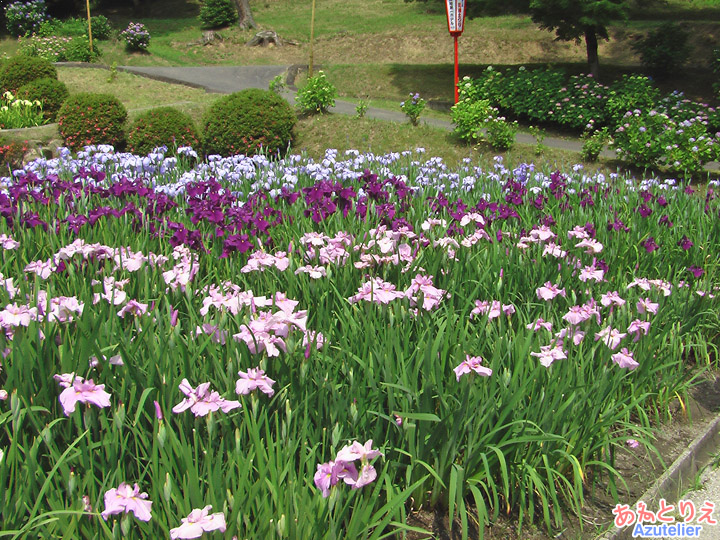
[
  {"left": 235, "top": 367, "right": 276, "bottom": 397},
  {"left": 636, "top": 297, "right": 659, "bottom": 315},
  {"left": 530, "top": 344, "right": 567, "bottom": 368},
  {"left": 627, "top": 319, "right": 650, "bottom": 341},
  {"left": 536, "top": 281, "right": 566, "bottom": 301},
  {"left": 335, "top": 440, "right": 384, "bottom": 463},
  {"left": 612, "top": 348, "right": 639, "bottom": 370},
  {"left": 595, "top": 326, "right": 627, "bottom": 350},
  {"left": 314, "top": 440, "right": 383, "bottom": 497},
  {"left": 314, "top": 460, "right": 358, "bottom": 497},
  {"left": 527, "top": 318, "right": 553, "bottom": 332},
  {"left": 600, "top": 291, "right": 626, "bottom": 307},
  {"left": 54, "top": 373, "right": 111, "bottom": 416},
  {"left": 101, "top": 482, "right": 152, "bottom": 522},
  {"left": 348, "top": 278, "right": 404, "bottom": 305},
  {"left": 170, "top": 506, "right": 227, "bottom": 539},
  {"left": 453, "top": 355, "right": 493, "bottom": 380},
  {"left": 172, "top": 379, "right": 240, "bottom": 417}
]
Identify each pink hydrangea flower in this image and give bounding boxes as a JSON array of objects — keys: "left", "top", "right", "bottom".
[
  {"left": 101, "top": 482, "right": 152, "bottom": 521},
  {"left": 453, "top": 355, "right": 493, "bottom": 380},
  {"left": 170, "top": 506, "right": 227, "bottom": 539},
  {"left": 235, "top": 368, "right": 276, "bottom": 397},
  {"left": 172, "top": 379, "right": 240, "bottom": 417},
  {"left": 54, "top": 373, "right": 111, "bottom": 416}
]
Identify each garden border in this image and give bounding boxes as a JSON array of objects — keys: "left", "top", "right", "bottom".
[{"left": 596, "top": 412, "right": 720, "bottom": 540}]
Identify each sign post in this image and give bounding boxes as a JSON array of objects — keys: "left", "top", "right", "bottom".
[{"left": 445, "top": 0, "right": 466, "bottom": 104}]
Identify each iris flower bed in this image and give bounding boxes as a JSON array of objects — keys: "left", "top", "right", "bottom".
[{"left": 0, "top": 145, "right": 719, "bottom": 538}]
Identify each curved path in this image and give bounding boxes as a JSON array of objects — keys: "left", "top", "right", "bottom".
[{"left": 117, "top": 64, "right": 720, "bottom": 175}]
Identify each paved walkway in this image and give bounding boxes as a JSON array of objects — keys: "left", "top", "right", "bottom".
[
  {"left": 118, "top": 64, "right": 720, "bottom": 174},
  {"left": 120, "top": 64, "right": 600, "bottom": 155}
]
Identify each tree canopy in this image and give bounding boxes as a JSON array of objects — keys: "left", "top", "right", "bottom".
[{"left": 528, "top": 0, "right": 628, "bottom": 76}]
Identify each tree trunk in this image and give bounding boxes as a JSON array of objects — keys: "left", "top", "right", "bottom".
[
  {"left": 232, "top": 0, "right": 257, "bottom": 30},
  {"left": 584, "top": 27, "right": 599, "bottom": 78}
]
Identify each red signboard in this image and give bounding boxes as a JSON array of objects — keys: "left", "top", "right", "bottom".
[{"left": 445, "top": 0, "right": 466, "bottom": 35}]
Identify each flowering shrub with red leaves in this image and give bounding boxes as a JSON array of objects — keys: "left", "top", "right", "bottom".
[
  {"left": 56, "top": 93, "right": 127, "bottom": 150},
  {"left": 0, "top": 138, "right": 28, "bottom": 171}
]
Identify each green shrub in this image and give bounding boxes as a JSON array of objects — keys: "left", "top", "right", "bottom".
[
  {"left": 0, "top": 55, "right": 57, "bottom": 93},
  {"left": 581, "top": 128, "right": 610, "bottom": 162},
  {"left": 612, "top": 109, "right": 718, "bottom": 176},
  {"left": 16, "top": 77, "right": 68, "bottom": 121},
  {"left": 606, "top": 75, "right": 660, "bottom": 128},
  {"left": 120, "top": 22, "right": 150, "bottom": 52},
  {"left": 268, "top": 74, "right": 286, "bottom": 95},
  {"left": 56, "top": 93, "right": 127, "bottom": 150},
  {"left": 451, "top": 95, "right": 494, "bottom": 142},
  {"left": 632, "top": 22, "right": 691, "bottom": 80},
  {"left": 19, "top": 35, "right": 73, "bottom": 62},
  {"left": 90, "top": 15, "right": 113, "bottom": 40},
  {"left": 4, "top": 0, "right": 48, "bottom": 37},
  {"left": 199, "top": 0, "right": 237, "bottom": 28},
  {"left": 65, "top": 35, "right": 101, "bottom": 62},
  {"left": 355, "top": 98, "right": 368, "bottom": 119},
  {"left": 296, "top": 71, "right": 337, "bottom": 115},
  {"left": 486, "top": 116, "right": 517, "bottom": 151},
  {"left": 37, "top": 17, "right": 83, "bottom": 37},
  {"left": 552, "top": 73, "right": 609, "bottom": 130},
  {"left": 203, "top": 88, "right": 296, "bottom": 157},
  {"left": 36, "top": 15, "right": 111, "bottom": 40},
  {"left": 400, "top": 92, "right": 426, "bottom": 126},
  {"left": 128, "top": 107, "right": 201, "bottom": 156}
]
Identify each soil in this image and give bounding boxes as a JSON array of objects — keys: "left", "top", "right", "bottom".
[{"left": 404, "top": 369, "right": 720, "bottom": 540}]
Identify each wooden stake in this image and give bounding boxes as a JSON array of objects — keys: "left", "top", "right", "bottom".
[
  {"left": 309, "top": 0, "right": 316, "bottom": 77},
  {"left": 86, "top": 0, "right": 93, "bottom": 54}
]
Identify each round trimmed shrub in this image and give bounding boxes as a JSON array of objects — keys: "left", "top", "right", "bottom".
[
  {"left": 127, "top": 107, "right": 201, "bottom": 156},
  {"left": 203, "top": 89, "right": 296, "bottom": 157},
  {"left": 17, "top": 77, "right": 69, "bottom": 122},
  {"left": 56, "top": 93, "right": 127, "bottom": 151},
  {"left": 0, "top": 56, "right": 57, "bottom": 94}
]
